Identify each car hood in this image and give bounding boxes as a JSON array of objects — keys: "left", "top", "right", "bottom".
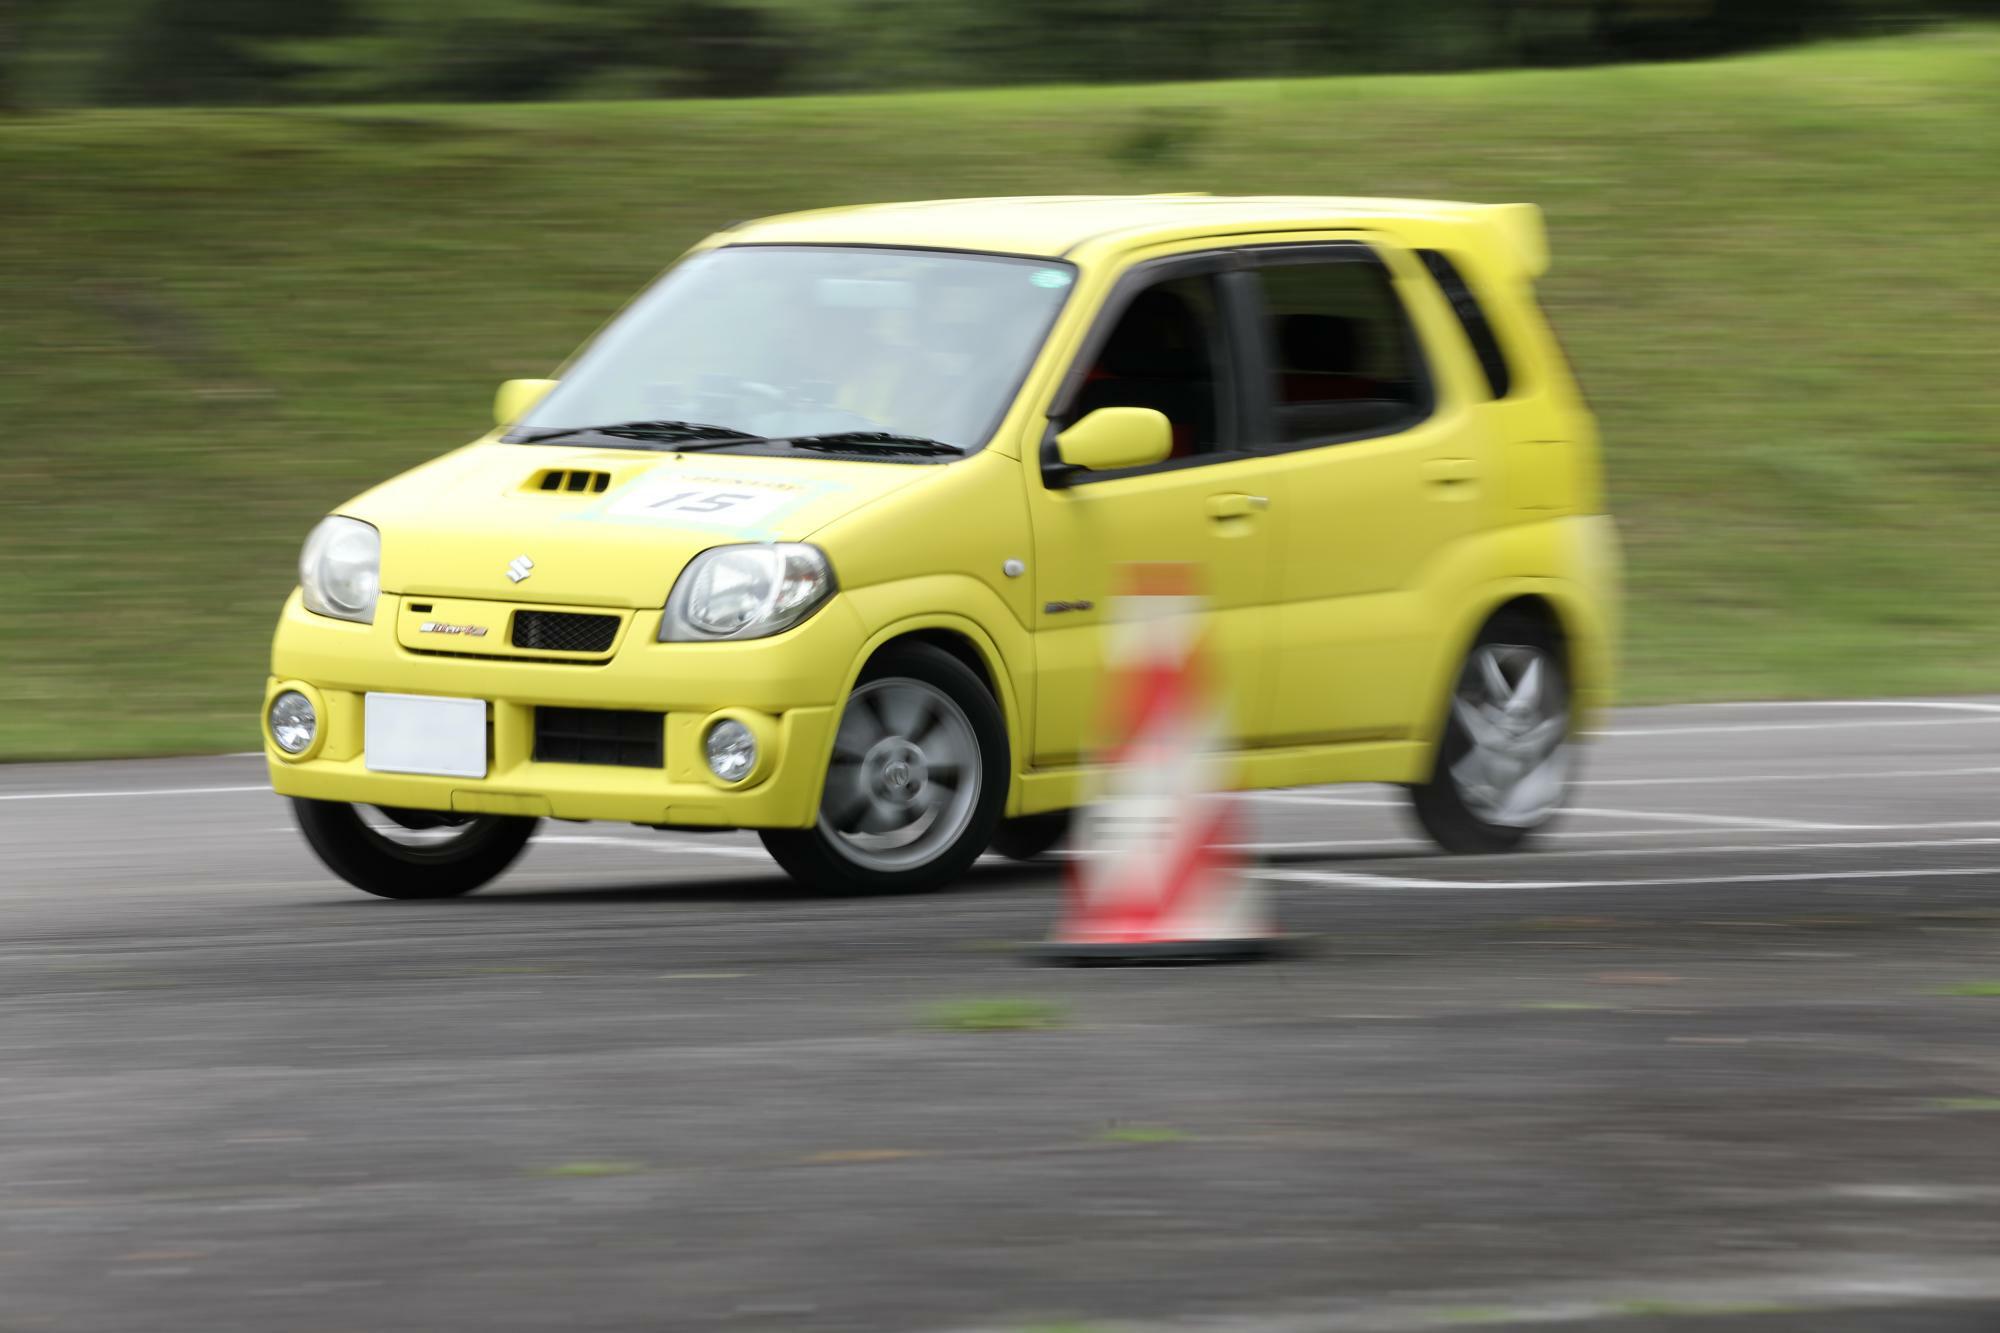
[{"left": 342, "top": 443, "right": 936, "bottom": 608}]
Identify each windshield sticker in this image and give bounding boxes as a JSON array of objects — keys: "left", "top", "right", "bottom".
[
  {"left": 584, "top": 472, "right": 842, "bottom": 537},
  {"left": 1030, "top": 268, "right": 1074, "bottom": 290}
]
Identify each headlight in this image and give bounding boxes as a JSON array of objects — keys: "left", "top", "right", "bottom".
[
  {"left": 299, "top": 516, "right": 381, "bottom": 623},
  {"left": 660, "top": 543, "right": 835, "bottom": 642}
]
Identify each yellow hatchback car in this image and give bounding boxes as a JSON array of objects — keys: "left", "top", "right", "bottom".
[{"left": 266, "top": 194, "right": 1618, "bottom": 897}]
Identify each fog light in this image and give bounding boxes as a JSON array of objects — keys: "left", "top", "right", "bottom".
[
  {"left": 704, "top": 719, "right": 757, "bottom": 783},
  {"left": 269, "top": 690, "right": 317, "bottom": 755}
]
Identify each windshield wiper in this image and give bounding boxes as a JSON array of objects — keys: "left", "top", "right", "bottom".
[
  {"left": 517, "top": 419, "right": 764, "bottom": 447},
  {"left": 775, "top": 431, "right": 964, "bottom": 458}
]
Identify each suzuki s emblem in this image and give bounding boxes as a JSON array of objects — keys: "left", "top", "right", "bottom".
[{"left": 506, "top": 555, "right": 535, "bottom": 584}]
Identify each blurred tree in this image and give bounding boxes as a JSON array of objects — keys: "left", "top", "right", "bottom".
[
  {"left": 265, "top": 0, "right": 614, "bottom": 102},
  {"left": 3, "top": 0, "right": 1994, "bottom": 107},
  {"left": 0, "top": 0, "right": 18, "bottom": 111},
  {"left": 110, "top": 0, "right": 352, "bottom": 105},
  {"left": 266, "top": 0, "right": 811, "bottom": 102}
]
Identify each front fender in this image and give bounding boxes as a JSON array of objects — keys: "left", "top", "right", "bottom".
[{"left": 827, "top": 577, "right": 1035, "bottom": 816}]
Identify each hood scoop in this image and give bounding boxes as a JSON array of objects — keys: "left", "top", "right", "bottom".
[{"left": 526, "top": 468, "right": 612, "bottom": 495}]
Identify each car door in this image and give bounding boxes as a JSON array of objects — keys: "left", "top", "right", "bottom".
[
  {"left": 1023, "top": 252, "right": 1288, "bottom": 767},
  {"left": 1239, "top": 238, "right": 1499, "bottom": 746}
]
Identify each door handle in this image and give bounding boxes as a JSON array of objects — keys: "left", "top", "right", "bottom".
[
  {"left": 1206, "top": 493, "right": 1271, "bottom": 520},
  {"left": 1425, "top": 457, "right": 1479, "bottom": 487}
]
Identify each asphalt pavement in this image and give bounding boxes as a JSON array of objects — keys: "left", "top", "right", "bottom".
[{"left": 4, "top": 698, "right": 2000, "bottom": 1332}]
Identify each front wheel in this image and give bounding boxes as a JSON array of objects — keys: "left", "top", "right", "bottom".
[
  {"left": 1408, "top": 614, "right": 1573, "bottom": 854},
  {"left": 759, "top": 642, "right": 1008, "bottom": 893},
  {"left": 292, "top": 799, "right": 538, "bottom": 898}
]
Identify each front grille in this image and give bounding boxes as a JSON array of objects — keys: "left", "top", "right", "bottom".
[
  {"left": 513, "top": 610, "right": 619, "bottom": 654},
  {"left": 533, "top": 707, "right": 664, "bottom": 768}
]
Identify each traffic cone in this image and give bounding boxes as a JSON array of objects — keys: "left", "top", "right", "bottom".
[{"left": 1033, "top": 564, "right": 1283, "bottom": 964}]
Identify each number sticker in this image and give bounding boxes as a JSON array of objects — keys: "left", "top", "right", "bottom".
[
  {"left": 644, "top": 489, "right": 759, "bottom": 516},
  {"left": 600, "top": 475, "right": 808, "bottom": 532}
]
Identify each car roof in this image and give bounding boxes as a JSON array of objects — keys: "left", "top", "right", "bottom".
[{"left": 719, "top": 194, "right": 1547, "bottom": 273}]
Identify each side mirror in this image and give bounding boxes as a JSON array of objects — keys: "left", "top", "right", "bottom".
[
  {"left": 494, "top": 378, "right": 557, "bottom": 428},
  {"left": 1054, "top": 407, "right": 1172, "bottom": 473}
]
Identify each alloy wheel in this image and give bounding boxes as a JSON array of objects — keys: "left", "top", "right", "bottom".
[
  {"left": 1447, "top": 643, "right": 1570, "bottom": 828},
  {"left": 818, "top": 677, "right": 982, "bottom": 872}
]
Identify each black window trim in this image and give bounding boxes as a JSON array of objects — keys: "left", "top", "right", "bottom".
[
  {"left": 1039, "top": 251, "right": 1261, "bottom": 489},
  {"left": 1231, "top": 239, "right": 1440, "bottom": 459},
  {"left": 1416, "top": 247, "right": 1516, "bottom": 401}
]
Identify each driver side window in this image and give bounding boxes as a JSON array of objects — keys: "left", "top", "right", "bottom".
[{"left": 1069, "top": 274, "right": 1226, "bottom": 461}]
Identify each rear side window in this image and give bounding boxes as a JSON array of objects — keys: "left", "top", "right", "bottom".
[
  {"left": 1255, "top": 257, "right": 1429, "bottom": 446},
  {"left": 1418, "top": 249, "right": 1513, "bottom": 399}
]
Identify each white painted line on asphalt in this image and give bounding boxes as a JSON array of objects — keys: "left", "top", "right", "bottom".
[
  {"left": 532, "top": 833, "right": 772, "bottom": 861},
  {"left": 1607, "top": 817, "right": 2000, "bottom": 835},
  {"left": 1588, "top": 765, "right": 2000, "bottom": 787},
  {"left": 1251, "top": 792, "right": 1400, "bottom": 808},
  {"left": 1252, "top": 788, "right": 2000, "bottom": 835},
  {"left": 1230, "top": 835, "right": 2000, "bottom": 861},
  {"left": 1564, "top": 805, "right": 1842, "bottom": 830},
  {"left": 1223, "top": 838, "right": 1426, "bottom": 853},
  {"left": 1537, "top": 824, "right": 1911, "bottom": 842},
  {"left": 1252, "top": 790, "right": 1839, "bottom": 832},
  {"left": 1588, "top": 716, "right": 2000, "bottom": 738},
  {"left": 290, "top": 821, "right": 2000, "bottom": 856},
  {"left": 0, "top": 784, "right": 270, "bottom": 803},
  {"left": 1546, "top": 833, "right": 2000, "bottom": 859},
  {"left": 1692, "top": 698, "right": 2000, "bottom": 714},
  {"left": 1257, "top": 864, "right": 2000, "bottom": 892}
]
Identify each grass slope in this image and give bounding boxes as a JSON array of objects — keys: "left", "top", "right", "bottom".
[{"left": 2, "top": 30, "right": 1998, "bottom": 759}]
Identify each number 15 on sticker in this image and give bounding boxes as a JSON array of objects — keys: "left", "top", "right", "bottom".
[
  {"left": 605, "top": 480, "right": 796, "bottom": 530},
  {"left": 648, "top": 489, "right": 755, "bottom": 515}
]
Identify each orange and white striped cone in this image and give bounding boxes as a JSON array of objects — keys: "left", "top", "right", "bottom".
[{"left": 1034, "top": 564, "right": 1283, "bottom": 964}]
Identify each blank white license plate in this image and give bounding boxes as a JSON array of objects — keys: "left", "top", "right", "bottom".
[{"left": 364, "top": 693, "right": 488, "bottom": 779}]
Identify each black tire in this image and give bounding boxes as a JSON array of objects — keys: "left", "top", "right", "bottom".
[
  {"left": 1407, "top": 611, "right": 1572, "bottom": 855},
  {"left": 989, "top": 810, "right": 1072, "bottom": 862},
  {"left": 759, "top": 642, "right": 1009, "bottom": 893},
  {"left": 292, "top": 798, "right": 538, "bottom": 899}
]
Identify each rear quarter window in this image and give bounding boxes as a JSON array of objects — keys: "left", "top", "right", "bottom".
[{"left": 1418, "top": 249, "right": 1514, "bottom": 400}]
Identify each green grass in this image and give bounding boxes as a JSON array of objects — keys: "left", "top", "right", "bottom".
[
  {"left": 921, "top": 998, "right": 1068, "bottom": 1031},
  {"left": 1932, "top": 1097, "right": 2000, "bottom": 1112},
  {"left": 1937, "top": 981, "right": 2000, "bottom": 997},
  {"left": 4, "top": 29, "right": 1999, "bottom": 757}
]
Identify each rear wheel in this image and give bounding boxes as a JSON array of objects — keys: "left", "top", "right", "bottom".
[
  {"left": 292, "top": 799, "right": 538, "bottom": 898},
  {"left": 1408, "top": 613, "right": 1572, "bottom": 854},
  {"left": 759, "top": 642, "right": 1008, "bottom": 893}
]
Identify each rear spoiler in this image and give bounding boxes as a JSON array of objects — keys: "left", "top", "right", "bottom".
[{"left": 1480, "top": 202, "right": 1550, "bottom": 279}]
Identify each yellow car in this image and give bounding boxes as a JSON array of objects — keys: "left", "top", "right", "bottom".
[{"left": 266, "top": 194, "right": 1618, "bottom": 898}]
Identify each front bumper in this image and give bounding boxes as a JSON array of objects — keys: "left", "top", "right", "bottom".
[{"left": 264, "top": 590, "right": 862, "bottom": 827}]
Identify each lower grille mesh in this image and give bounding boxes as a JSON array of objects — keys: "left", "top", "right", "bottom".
[
  {"left": 533, "top": 707, "right": 664, "bottom": 768},
  {"left": 513, "top": 610, "right": 619, "bottom": 654}
]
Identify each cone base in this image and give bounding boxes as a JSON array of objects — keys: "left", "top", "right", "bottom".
[{"left": 1028, "top": 935, "right": 1298, "bottom": 967}]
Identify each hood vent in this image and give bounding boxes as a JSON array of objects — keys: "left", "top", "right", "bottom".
[{"left": 528, "top": 468, "right": 611, "bottom": 495}]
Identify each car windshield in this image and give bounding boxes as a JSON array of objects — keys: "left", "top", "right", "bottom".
[{"left": 513, "top": 245, "right": 1077, "bottom": 454}]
